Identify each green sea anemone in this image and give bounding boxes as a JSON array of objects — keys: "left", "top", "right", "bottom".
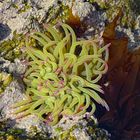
[{"left": 13, "top": 23, "right": 109, "bottom": 125}]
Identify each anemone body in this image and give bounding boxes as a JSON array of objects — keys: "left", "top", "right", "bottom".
[{"left": 13, "top": 24, "right": 109, "bottom": 125}]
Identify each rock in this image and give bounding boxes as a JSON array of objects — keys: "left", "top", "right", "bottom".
[
  {"left": 0, "top": 0, "right": 57, "bottom": 37},
  {"left": 0, "top": 80, "right": 51, "bottom": 138},
  {"left": 0, "top": 58, "right": 27, "bottom": 75},
  {"left": 0, "top": 80, "right": 25, "bottom": 119},
  {"left": 116, "top": 25, "right": 140, "bottom": 50}
]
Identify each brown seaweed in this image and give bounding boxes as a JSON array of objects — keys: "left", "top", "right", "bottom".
[{"left": 98, "top": 10, "right": 140, "bottom": 140}]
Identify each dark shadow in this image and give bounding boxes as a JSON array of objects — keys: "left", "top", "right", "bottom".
[{"left": 0, "top": 23, "right": 11, "bottom": 41}]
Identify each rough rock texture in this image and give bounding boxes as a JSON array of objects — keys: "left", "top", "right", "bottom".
[
  {"left": 116, "top": 25, "right": 140, "bottom": 50},
  {"left": 0, "top": 0, "right": 107, "bottom": 39},
  {"left": 0, "top": 80, "right": 25, "bottom": 119},
  {"left": 0, "top": 0, "right": 57, "bottom": 36},
  {"left": 51, "top": 114, "right": 110, "bottom": 140},
  {"left": 0, "top": 79, "right": 51, "bottom": 137},
  {"left": 51, "top": 115, "right": 92, "bottom": 139},
  {"left": 0, "top": 58, "right": 27, "bottom": 74}
]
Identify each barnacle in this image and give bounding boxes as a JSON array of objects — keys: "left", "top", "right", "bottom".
[{"left": 13, "top": 23, "right": 109, "bottom": 125}]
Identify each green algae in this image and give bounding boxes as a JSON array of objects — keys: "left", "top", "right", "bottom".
[
  {"left": 53, "top": 125, "right": 77, "bottom": 140},
  {"left": 87, "top": 0, "right": 137, "bottom": 28},
  {"left": 0, "top": 117, "right": 51, "bottom": 140},
  {"left": 0, "top": 72, "right": 12, "bottom": 94},
  {"left": 52, "top": 116, "right": 110, "bottom": 140},
  {"left": 11, "top": 1, "right": 31, "bottom": 14},
  {"left": 0, "top": 31, "right": 24, "bottom": 61},
  {"left": 0, "top": 119, "right": 27, "bottom": 140},
  {"left": 45, "top": 1, "right": 71, "bottom": 25},
  {"left": 0, "top": 31, "right": 36, "bottom": 61},
  {"left": 105, "top": 0, "right": 135, "bottom": 28},
  {"left": 0, "top": 116, "right": 109, "bottom": 140}
]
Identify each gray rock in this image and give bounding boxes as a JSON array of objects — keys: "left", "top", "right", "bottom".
[
  {"left": 0, "top": 80, "right": 51, "bottom": 137},
  {"left": 0, "top": 80, "right": 25, "bottom": 118},
  {"left": 0, "top": 0, "right": 57, "bottom": 37},
  {"left": 116, "top": 26, "right": 140, "bottom": 50},
  {"left": 0, "top": 58, "right": 27, "bottom": 75},
  {"left": 61, "top": 0, "right": 107, "bottom": 37}
]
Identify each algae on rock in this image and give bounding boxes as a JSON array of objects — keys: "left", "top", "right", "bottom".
[{"left": 0, "top": 72, "right": 12, "bottom": 94}]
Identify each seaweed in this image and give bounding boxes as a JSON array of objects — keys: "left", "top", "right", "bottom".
[{"left": 97, "top": 10, "right": 140, "bottom": 140}]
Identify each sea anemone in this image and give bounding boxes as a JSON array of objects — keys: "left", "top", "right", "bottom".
[{"left": 13, "top": 23, "right": 109, "bottom": 125}]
